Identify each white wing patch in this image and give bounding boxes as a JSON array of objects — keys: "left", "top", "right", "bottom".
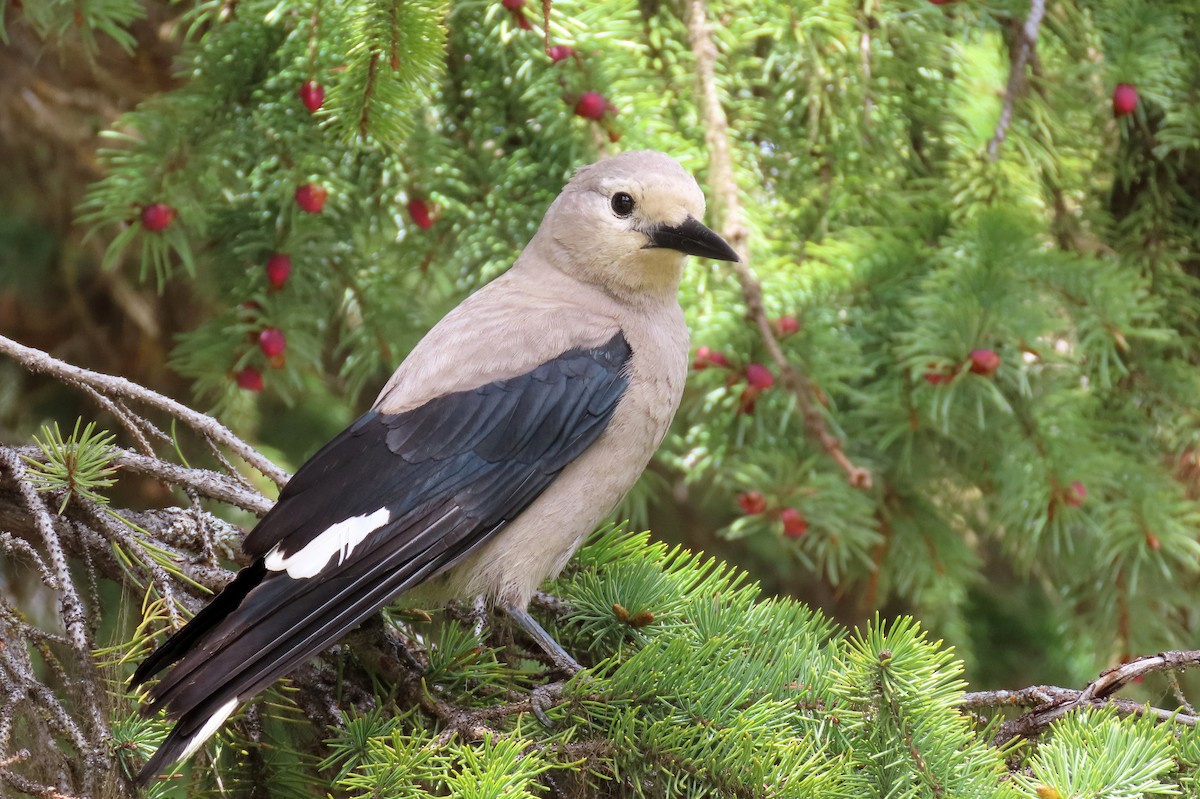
[
  {"left": 177, "top": 696, "right": 239, "bottom": 763},
  {"left": 264, "top": 508, "right": 392, "bottom": 579}
]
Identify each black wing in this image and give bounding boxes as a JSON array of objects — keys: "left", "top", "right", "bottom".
[{"left": 131, "top": 331, "right": 631, "bottom": 784}]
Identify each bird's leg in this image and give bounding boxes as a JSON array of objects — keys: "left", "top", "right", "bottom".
[
  {"left": 470, "top": 594, "right": 488, "bottom": 641},
  {"left": 502, "top": 604, "right": 581, "bottom": 675}
]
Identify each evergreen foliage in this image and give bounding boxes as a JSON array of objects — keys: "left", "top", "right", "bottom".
[
  {"left": 24, "top": 419, "right": 119, "bottom": 512},
  {"left": 5, "top": 0, "right": 1200, "bottom": 795}
]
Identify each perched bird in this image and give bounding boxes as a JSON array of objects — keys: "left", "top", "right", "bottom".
[{"left": 130, "top": 150, "right": 739, "bottom": 785}]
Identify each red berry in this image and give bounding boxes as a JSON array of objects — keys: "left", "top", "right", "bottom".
[
  {"left": 774, "top": 316, "right": 800, "bottom": 338},
  {"left": 295, "top": 183, "right": 328, "bottom": 213},
  {"left": 968, "top": 348, "right": 1001, "bottom": 376},
  {"left": 745, "top": 363, "right": 775, "bottom": 389},
  {"left": 266, "top": 253, "right": 292, "bottom": 290},
  {"left": 692, "top": 346, "right": 731, "bottom": 371},
  {"left": 548, "top": 45, "right": 572, "bottom": 63},
  {"left": 140, "top": 203, "right": 176, "bottom": 232},
  {"left": 501, "top": 0, "right": 530, "bottom": 29},
  {"left": 780, "top": 507, "right": 808, "bottom": 538},
  {"left": 258, "top": 327, "right": 286, "bottom": 358},
  {"left": 1065, "top": 481, "right": 1087, "bottom": 507},
  {"left": 235, "top": 367, "right": 264, "bottom": 392},
  {"left": 574, "top": 91, "right": 608, "bottom": 121},
  {"left": 1112, "top": 83, "right": 1138, "bottom": 117},
  {"left": 738, "top": 491, "right": 767, "bottom": 516},
  {"left": 299, "top": 80, "right": 325, "bottom": 113},
  {"left": 408, "top": 197, "right": 434, "bottom": 230}
]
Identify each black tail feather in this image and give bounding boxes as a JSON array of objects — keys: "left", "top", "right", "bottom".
[
  {"left": 148, "top": 503, "right": 470, "bottom": 716},
  {"left": 132, "top": 701, "right": 234, "bottom": 788},
  {"left": 131, "top": 560, "right": 267, "bottom": 688},
  {"left": 132, "top": 507, "right": 491, "bottom": 785}
]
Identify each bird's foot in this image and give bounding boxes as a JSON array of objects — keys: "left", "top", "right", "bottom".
[
  {"left": 349, "top": 616, "right": 427, "bottom": 677},
  {"left": 387, "top": 634, "right": 427, "bottom": 676},
  {"left": 530, "top": 681, "right": 566, "bottom": 728}
]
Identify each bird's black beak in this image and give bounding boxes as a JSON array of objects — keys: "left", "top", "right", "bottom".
[{"left": 643, "top": 216, "right": 740, "bottom": 262}]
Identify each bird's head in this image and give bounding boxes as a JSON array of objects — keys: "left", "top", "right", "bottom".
[{"left": 528, "top": 150, "right": 739, "bottom": 302}]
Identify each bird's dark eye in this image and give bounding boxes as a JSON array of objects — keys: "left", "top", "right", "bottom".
[{"left": 610, "top": 192, "right": 635, "bottom": 218}]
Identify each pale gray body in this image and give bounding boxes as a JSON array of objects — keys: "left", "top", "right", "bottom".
[
  {"left": 393, "top": 264, "right": 690, "bottom": 608},
  {"left": 376, "top": 152, "right": 702, "bottom": 607},
  {"left": 131, "top": 150, "right": 737, "bottom": 785}
]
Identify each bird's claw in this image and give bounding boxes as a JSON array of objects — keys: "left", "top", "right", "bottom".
[{"left": 530, "top": 681, "right": 565, "bottom": 728}]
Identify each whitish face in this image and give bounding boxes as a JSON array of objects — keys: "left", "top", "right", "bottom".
[{"left": 537, "top": 151, "right": 737, "bottom": 299}]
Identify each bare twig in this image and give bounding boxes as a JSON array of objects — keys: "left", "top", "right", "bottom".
[
  {"left": 1169, "top": 671, "right": 1197, "bottom": 716},
  {"left": 0, "top": 485, "right": 238, "bottom": 594},
  {"left": 203, "top": 437, "right": 260, "bottom": 493},
  {"left": 12, "top": 443, "right": 271, "bottom": 515},
  {"left": 76, "top": 382, "right": 156, "bottom": 456},
  {"left": 82, "top": 503, "right": 185, "bottom": 629},
  {"left": 0, "top": 640, "right": 92, "bottom": 775},
  {"left": 0, "top": 753, "right": 83, "bottom": 799},
  {"left": 424, "top": 681, "right": 572, "bottom": 747},
  {"left": 964, "top": 650, "right": 1200, "bottom": 747},
  {"left": 0, "top": 451, "right": 93, "bottom": 657},
  {"left": 427, "top": 694, "right": 501, "bottom": 746},
  {"left": 0, "top": 601, "right": 71, "bottom": 650},
  {"left": 961, "top": 684, "right": 1196, "bottom": 727},
  {"left": 685, "top": 0, "right": 871, "bottom": 489},
  {"left": 532, "top": 591, "right": 573, "bottom": 619},
  {"left": 0, "top": 453, "right": 109, "bottom": 770},
  {"left": 111, "top": 448, "right": 272, "bottom": 515},
  {"left": 0, "top": 530, "right": 57, "bottom": 587},
  {"left": 0, "top": 334, "right": 291, "bottom": 488},
  {"left": 987, "top": 0, "right": 1047, "bottom": 160}
]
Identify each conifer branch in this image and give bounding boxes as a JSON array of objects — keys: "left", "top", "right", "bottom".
[
  {"left": 0, "top": 335, "right": 291, "bottom": 489},
  {"left": 963, "top": 650, "right": 1200, "bottom": 747},
  {"left": 0, "top": 427, "right": 539, "bottom": 796},
  {"left": 859, "top": 0, "right": 877, "bottom": 139},
  {"left": 987, "top": 0, "right": 1047, "bottom": 160},
  {"left": 685, "top": 0, "right": 872, "bottom": 490},
  {"left": 359, "top": 52, "right": 380, "bottom": 138}
]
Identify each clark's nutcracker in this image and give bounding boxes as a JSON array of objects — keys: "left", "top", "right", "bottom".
[{"left": 130, "top": 150, "right": 738, "bottom": 785}]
